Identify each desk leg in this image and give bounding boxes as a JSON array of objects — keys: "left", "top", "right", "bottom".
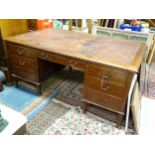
[
  {"left": 69, "top": 66, "right": 73, "bottom": 72},
  {"left": 36, "top": 84, "right": 41, "bottom": 95},
  {"left": 116, "top": 114, "right": 123, "bottom": 128},
  {"left": 82, "top": 101, "right": 88, "bottom": 113},
  {"left": 15, "top": 78, "right": 18, "bottom": 88},
  {"left": 0, "top": 81, "right": 3, "bottom": 91}
]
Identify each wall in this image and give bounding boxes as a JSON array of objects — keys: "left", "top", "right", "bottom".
[{"left": 0, "top": 19, "right": 28, "bottom": 58}]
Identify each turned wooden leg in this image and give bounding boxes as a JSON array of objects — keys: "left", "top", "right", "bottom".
[
  {"left": 116, "top": 114, "right": 124, "bottom": 128},
  {"left": 36, "top": 84, "right": 41, "bottom": 95},
  {"left": 82, "top": 101, "right": 88, "bottom": 113}
]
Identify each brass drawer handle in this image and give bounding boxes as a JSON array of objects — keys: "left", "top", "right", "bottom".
[
  {"left": 45, "top": 55, "right": 49, "bottom": 58},
  {"left": 20, "top": 71, "right": 28, "bottom": 77},
  {"left": 101, "top": 73, "right": 110, "bottom": 88},
  {"left": 69, "top": 60, "right": 77, "bottom": 67},
  {"left": 41, "top": 52, "right": 45, "bottom": 56},
  {"left": 40, "top": 52, "right": 49, "bottom": 58},
  {"left": 102, "top": 75, "right": 110, "bottom": 81},
  {"left": 101, "top": 86, "right": 110, "bottom": 91},
  {"left": 17, "top": 49, "right": 24, "bottom": 55},
  {"left": 19, "top": 59, "right": 26, "bottom": 66}
]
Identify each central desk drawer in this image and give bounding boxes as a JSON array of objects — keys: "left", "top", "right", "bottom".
[
  {"left": 10, "top": 54, "right": 36, "bottom": 71},
  {"left": 84, "top": 87, "right": 123, "bottom": 113},
  {"left": 37, "top": 51, "right": 69, "bottom": 65},
  {"left": 7, "top": 43, "right": 36, "bottom": 58},
  {"left": 85, "top": 75, "right": 125, "bottom": 98},
  {"left": 69, "top": 59, "right": 86, "bottom": 70},
  {"left": 11, "top": 66, "right": 36, "bottom": 81},
  {"left": 86, "top": 64, "right": 128, "bottom": 86}
]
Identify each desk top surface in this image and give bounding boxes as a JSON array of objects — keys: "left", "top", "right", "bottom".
[{"left": 5, "top": 28, "right": 146, "bottom": 72}]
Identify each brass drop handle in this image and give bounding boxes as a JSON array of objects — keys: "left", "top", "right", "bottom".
[
  {"left": 41, "top": 52, "right": 45, "bottom": 57},
  {"left": 41, "top": 52, "right": 48, "bottom": 58},
  {"left": 19, "top": 59, "right": 25, "bottom": 66},
  {"left": 102, "top": 75, "right": 110, "bottom": 81},
  {"left": 101, "top": 73, "right": 110, "bottom": 89},
  {"left": 17, "top": 48, "right": 24, "bottom": 55},
  {"left": 45, "top": 55, "right": 49, "bottom": 58},
  {"left": 101, "top": 86, "right": 110, "bottom": 91},
  {"left": 69, "top": 59, "right": 76, "bottom": 67},
  {"left": 21, "top": 71, "right": 28, "bottom": 77}
]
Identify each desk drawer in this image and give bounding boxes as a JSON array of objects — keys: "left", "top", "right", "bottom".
[
  {"left": 10, "top": 54, "right": 36, "bottom": 71},
  {"left": 37, "top": 51, "right": 69, "bottom": 65},
  {"left": 69, "top": 59, "right": 86, "bottom": 70},
  {"left": 84, "top": 87, "right": 123, "bottom": 113},
  {"left": 11, "top": 65, "right": 36, "bottom": 81},
  {"left": 54, "top": 55, "right": 69, "bottom": 65},
  {"left": 7, "top": 43, "right": 36, "bottom": 58},
  {"left": 85, "top": 75, "right": 125, "bottom": 98},
  {"left": 86, "top": 64, "right": 128, "bottom": 86}
]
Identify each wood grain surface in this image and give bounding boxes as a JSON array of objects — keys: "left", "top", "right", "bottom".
[{"left": 4, "top": 28, "right": 146, "bottom": 72}]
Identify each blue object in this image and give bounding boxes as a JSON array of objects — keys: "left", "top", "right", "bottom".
[
  {"left": 0, "top": 85, "right": 59, "bottom": 120},
  {"left": 0, "top": 85, "right": 39, "bottom": 111},
  {"left": 120, "top": 25, "right": 142, "bottom": 32}
]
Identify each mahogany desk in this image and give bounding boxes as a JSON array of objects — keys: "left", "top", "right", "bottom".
[{"left": 4, "top": 29, "right": 146, "bottom": 125}]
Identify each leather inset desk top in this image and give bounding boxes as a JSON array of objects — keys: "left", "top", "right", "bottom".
[{"left": 4, "top": 28, "right": 146, "bottom": 72}]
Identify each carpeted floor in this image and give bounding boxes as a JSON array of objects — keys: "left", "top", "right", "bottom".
[
  {"left": 0, "top": 84, "right": 58, "bottom": 121},
  {"left": 25, "top": 99, "right": 135, "bottom": 135},
  {"left": 1, "top": 67, "right": 135, "bottom": 134},
  {"left": 25, "top": 99, "right": 72, "bottom": 135}
]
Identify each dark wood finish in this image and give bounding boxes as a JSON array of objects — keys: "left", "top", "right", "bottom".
[
  {"left": 85, "top": 75, "right": 126, "bottom": 98},
  {"left": 7, "top": 43, "right": 36, "bottom": 58},
  {"left": 10, "top": 54, "right": 36, "bottom": 71},
  {"left": 84, "top": 87, "right": 123, "bottom": 114},
  {"left": 4, "top": 28, "right": 146, "bottom": 126},
  {"left": 0, "top": 80, "right": 3, "bottom": 91},
  {"left": 86, "top": 63, "right": 128, "bottom": 86},
  {"left": 11, "top": 65, "right": 36, "bottom": 81}
]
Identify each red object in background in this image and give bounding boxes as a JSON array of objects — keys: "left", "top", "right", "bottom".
[{"left": 37, "top": 19, "right": 53, "bottom": 30}]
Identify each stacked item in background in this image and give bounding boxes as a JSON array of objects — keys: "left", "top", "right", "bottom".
[{"left": 119, "top": 19, "right": 150, "bottom": 33}]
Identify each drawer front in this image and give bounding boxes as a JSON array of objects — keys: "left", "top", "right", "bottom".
[
  {"left": 11, "top": 66, "right": 36, "bottom": 81},
  {"left": 10, "top": 54, "right": 36, "bottom": 71},
  {"left": 85, "top": 75, "right": 125, "bottom": 98},
  {"left": 54, "top": 55, "right": 69, "bottom": 65},
  {"left": 86, "top": 64, "right": 128, "bottom": 86},
  {"left": 7, "top": 43, "right": 36, "bottom": 58},
  {"left": 84, "top": 87, "right": 123, "bottom": 113},
  {"left": 37, "top": 51, "right": 69, "bottom": 65},
  {"left": 69, "top": 59, "right": 86, "bottom": 70}
]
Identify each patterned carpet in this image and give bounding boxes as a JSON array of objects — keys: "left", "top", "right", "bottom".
[
  {"left": 43, "top": 106, "right": 126, "bottom": 135},
  {"left": 52, "top": 69, "right": 124, "bottom": 123},
  {"left": 25, "top": 99, "right": 134, "bottom": 135},
  {"left": 25, "top": 99, "right": 71, "bottom": 135}
]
